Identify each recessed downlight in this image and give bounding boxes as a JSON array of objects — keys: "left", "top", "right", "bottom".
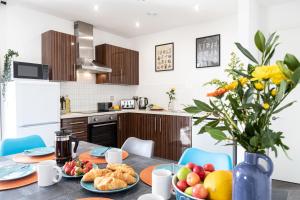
[
  {"left": 135, "top": 21, "right": 140, "bottom": 28},
  {"left": 194, "top": 4, "right": 200, "bottom": 12},
  {"left": 94, "top": 5, "right": 99, "bottom": 11},
  {"left": 146, "top": 11, "right": 158, "bottom": 16}
]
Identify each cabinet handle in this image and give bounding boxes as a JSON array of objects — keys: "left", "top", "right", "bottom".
[
  {"left": 159, "top": 117, "right": 162, "bottom": 132},
  {"left": 121, "top": 69, "right": 123, "bottom": 82},
  {"left": 118, "top": 116, "right": 121, "bottom": 130},
  {"left": 72, "top": 131, "right": 85, "bottom": 135},
  {"left": 154, "top": 117, "right": 157, "bottom": 132},
  {"left": 69, "top": 121, "right": 84, "bottom": 125}
]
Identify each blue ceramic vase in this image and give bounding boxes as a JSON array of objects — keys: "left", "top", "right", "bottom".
[{"left": 233, "top": 152, "right": 273, "bottom": 200}]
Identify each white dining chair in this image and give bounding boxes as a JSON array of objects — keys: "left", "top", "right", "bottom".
[{"left": 121, "top": 137, "right": 155, "bottom": 158}]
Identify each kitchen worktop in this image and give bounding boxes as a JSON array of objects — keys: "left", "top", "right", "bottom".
[{"left": 61, "top": 109, "right": 193, "bottom": 119}]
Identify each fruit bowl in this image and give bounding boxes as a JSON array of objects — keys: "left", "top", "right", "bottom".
[{"left": 172, "top": 175, "right": 205, "bottom": 200}]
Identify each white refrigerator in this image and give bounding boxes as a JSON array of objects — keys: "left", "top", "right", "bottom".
[{"left": 1, "top": 79, "right": 60, "bottom": 146}]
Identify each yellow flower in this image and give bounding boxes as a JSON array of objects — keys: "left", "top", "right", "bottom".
[
  {"left": 262, "top": 103, "right": 270, "bottom": 110},
  {"left": 251, "top": 65, "right": 288, "bottom": 85},
  {"left": 271, "top": 88, "right": 277, "bottom": 96},
  {"left": 239, "top": 77, "right": 249, "bottom": 86},
  {"left": 254, "top": 82, "right": 264, "bottom": 91},
  {"left": 224, "top": 81, "right": 238, "bottom": 91}
]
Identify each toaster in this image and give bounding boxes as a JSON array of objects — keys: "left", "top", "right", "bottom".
[{"left": 120, "top": 99, "right": 135, "bottom": 109}]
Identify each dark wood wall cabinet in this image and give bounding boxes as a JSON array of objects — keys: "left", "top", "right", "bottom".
[
  {"left": 95, "top": 44, "right": 139, "bottom": 85},
  {"left": 61, "top": 117, "right": 88, "bottom": 141},
  {"left": 117, "top": 113, "right": 191, "bottom": 161},
  {"left": 42, "top": 30, "right": 76, "bottom": 81}
]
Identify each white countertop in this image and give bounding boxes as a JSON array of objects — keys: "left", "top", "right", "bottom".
[{"left": 61, "top": 109, "right": 193, "bottom": 119}]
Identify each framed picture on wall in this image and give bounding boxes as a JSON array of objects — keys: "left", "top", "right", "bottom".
[
  {"left": 155, "top": 42, "right": 174, "bottom": 72},
  {"left": 196, "top": 34, "right": 220, "bottom": 68}
]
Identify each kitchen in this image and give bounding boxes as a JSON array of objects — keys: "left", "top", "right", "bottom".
[{"left": 1, "top": 0, "right": 300, "bottom": 200}]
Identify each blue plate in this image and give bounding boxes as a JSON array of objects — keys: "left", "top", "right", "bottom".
[
  {"left": 62, "top": 164, "right": 98, "bottom": 178},
  {"left": 154, "top": 163, "right": 182, "bottom": 175},
  {"left": 80, "top": 172, "right": 140, "bottom": 193},
  {"left": 24, "top": 146, "right": 55, "bottom": 157},
  {"left": 0, "top": 164, "right": 35, "bottom": 181},
  {"left": 90, "top": 147, "right": 110, "bottom": 157}
]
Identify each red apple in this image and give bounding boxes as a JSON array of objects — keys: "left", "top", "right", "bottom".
[
  {"left": 186, "top": 172, "right": 200, "bottom": 186},
  {"left": 176, "top": 180, "right": 188, "bottom": 191},
  {"left": 203, "top": 163, "right": 215, "bottom": 172},
  {"left": 197, "top": 170, "right": 206, "bottom": 181},
  {"left": 186, "top": 162, "right": 196, "bottom": 170},
  {"left": 193, "top": 165, "right": 204, "bottom": 174},
  {"left": 192, "top": 184, "right": 208, "bottom": 199}
]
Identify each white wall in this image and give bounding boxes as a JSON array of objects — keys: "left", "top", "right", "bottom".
[
  {"left": 0, "top": 4, "right": 136, "bottom": 112},
  {"left": 264, "top": 1, "right": 300, "bottom": 184},
  {"left": 131, "top": 15, "right": 238, "bottom": 110}
]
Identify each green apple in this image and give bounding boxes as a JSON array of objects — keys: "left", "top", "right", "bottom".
[
  {"left": 184, "top": 186, "right": 193, "bottom": 196},
  {"left": 177, "top": 167, "right": 191, "bottom": 181}
]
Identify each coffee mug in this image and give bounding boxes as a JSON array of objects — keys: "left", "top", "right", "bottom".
[
  {"left": 105, "top": 148, "right": 122, "bottom": 164},
  {"left": 37, "top": 160, "right": 62, "bottom": 187},
  {"left": 72, "top": 142, "right": 77, "bottom": 159},
  {"left": 152, "top": 169, "right": 172, "bottom": 199}
]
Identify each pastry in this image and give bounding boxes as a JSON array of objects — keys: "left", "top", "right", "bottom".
[
  {"left": 105, "top": 170, "right": 136, "bottom": 184},
  {"left": 82, "top": 168, "right": 112, "bottom": 182},
  {"left": 106, "top": 163, "right": 135, "bottom": 176},
  {"left": 94, "top": 176, "right": 127, "bottom": 191}
]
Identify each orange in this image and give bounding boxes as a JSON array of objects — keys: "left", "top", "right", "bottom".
[{"left": 203, "top": 170, "right": 232, "bottom": 200}]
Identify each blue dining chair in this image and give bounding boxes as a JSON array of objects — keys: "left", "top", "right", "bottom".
[
  {"left": 178, "top": 148, "right": 233, "bottom": 170},
  {"left": 0, "top": 135, "right": 46, "bottom": 156}
]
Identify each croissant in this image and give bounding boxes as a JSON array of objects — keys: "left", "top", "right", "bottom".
[
  {"left": 94, "top": 176, "right": 127, "bottom": 191},
  {"left": 105, "top": 170, "right": 136, "bottom": 184},
  {"left": 106, "top": 163, "right": 135, "bottom": 176},
  {"left": 82, "top": 168, "right": 112, "bottom": 182}
]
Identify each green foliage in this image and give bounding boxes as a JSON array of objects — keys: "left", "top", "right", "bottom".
[
  {"left": 166, "top": 88, "right": 176, "bottom": 104},
  {"left": 185, "top": 31, "right": 300, "bottom": 157},
  {"left": 1, "top": 49, "right": 19, "bottom": 99}
]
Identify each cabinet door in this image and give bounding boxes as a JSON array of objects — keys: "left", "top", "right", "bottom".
[
  {"left": 164, "top": 115, "right": 192, "bottom": 160},
  {"left": 111, "top": 46, "right": 125, "bottom": 84},
  {"left": 130, "top": 50, "right": 139, "bottom": 85},
  {"left": 42, "top": 30, "right": 76, "bottom": 81},
  {"left": 96, "top": 44, "right": 112, "bottom": 84}
]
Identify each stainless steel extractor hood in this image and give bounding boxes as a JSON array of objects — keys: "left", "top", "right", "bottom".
[{"left": 74, "top": 21, "right": 112, "bottom": 73}]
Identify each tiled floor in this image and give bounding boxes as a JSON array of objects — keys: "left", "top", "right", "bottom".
[{"left": 273, "top": 180, "right": 300, "bottom": 200}]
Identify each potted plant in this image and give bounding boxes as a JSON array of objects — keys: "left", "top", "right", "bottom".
[
  {"left": 185, "top": 31, "right": 300, "bottom": 200},
  {"left": 1, "top": 49, "right": 18, "bottom": 100},
  {"left": 166, "top": 87, "right": 176, "bottom": 111}
]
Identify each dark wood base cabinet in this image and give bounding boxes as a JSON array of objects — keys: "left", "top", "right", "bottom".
[
  {"left": 117, "top": 113, "right": 192, "bottom": 161},
  {"left": 61, "top": 117, "right": 88, "bottom": 141}
]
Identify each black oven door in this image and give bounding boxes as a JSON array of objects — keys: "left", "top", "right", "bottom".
[
  {"left": 13, "top": 61, "right": 48, "bottom": 80},
  {"left": 88, "top": 121, "right": 118, "bottom": 147}
]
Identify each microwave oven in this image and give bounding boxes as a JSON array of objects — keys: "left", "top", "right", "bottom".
[{"left": 13, "top": 61, "right": 49, "bottom": 80}]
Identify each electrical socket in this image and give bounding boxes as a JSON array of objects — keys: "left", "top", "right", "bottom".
[{"left": 110, "top": 96, "right": 115, "bottom": 101}]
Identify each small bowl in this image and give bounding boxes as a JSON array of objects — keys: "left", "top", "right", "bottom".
[
  {"left": 172, "top": 175, "right": 205, "bottom": 200},
  {"left": 137, "top": 193, "right": 164, "bottom": 200}
]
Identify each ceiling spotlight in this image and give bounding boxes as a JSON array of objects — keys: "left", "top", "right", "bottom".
[
  {"left": 94, "top": 5, "right": 99, "bottom": 11},
  {"left": 135, "top": 21, "right": 140, "bottom": 28},
  {"left": 194, "top": 4, "right": 200, "bottom": 12},
  {"left": 146, "top": 11, "right": 158, "bottom": 16}
]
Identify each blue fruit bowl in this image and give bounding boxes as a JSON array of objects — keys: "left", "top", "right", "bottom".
[{"left": 172, "top": 175, "right": 205, "bottom": 200}]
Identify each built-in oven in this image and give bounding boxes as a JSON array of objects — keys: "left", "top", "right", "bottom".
[
  {"left": 88, "top": 114, "right": 118, "bottom": 147},
  {"left": 13, "top": 61, "right": 49, "bottom": 80}
]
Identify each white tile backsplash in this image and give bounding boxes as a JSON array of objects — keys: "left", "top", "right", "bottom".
[{"left": 60, "top": 71, "right": 137, "bottom": 112}]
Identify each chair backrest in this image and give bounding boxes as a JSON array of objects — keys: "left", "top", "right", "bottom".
[
  {"left": 178, "top": 148, "right": 233, "bottom": 170},
  {"left": 121, "top": 137, "right": 154, "bottom": 158},
  {"left": 0, "top": 135, "right": 46, "bottom": 156}
]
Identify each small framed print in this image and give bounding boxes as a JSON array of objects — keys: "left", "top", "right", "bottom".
[
  {"left": 196, "top": 34, "right": 220, "bottom": 68},
  {"left": 155, "top": 42, "right": 174, "bottom": 72}
]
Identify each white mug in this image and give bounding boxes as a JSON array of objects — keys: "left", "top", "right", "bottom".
[
  {"left": 138, "top": 193, "right": 164, "bottom": 200},
  {"left": 37, "top": 160, "right": 62, "bottom": 187},
  {"left": 105, "top": 148, "right": 122, "bottom": 164},
  {"left": 152, "top": 169, "right": 172, "bottom": 200}
]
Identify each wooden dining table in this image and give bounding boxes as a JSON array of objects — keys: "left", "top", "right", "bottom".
[{"left": 0, "top": 141, "right": 297, "bottom": 200}]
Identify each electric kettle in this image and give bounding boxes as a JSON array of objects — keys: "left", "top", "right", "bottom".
[{"left": 138, "top": 97, "right": 149, "bottom": 109}]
